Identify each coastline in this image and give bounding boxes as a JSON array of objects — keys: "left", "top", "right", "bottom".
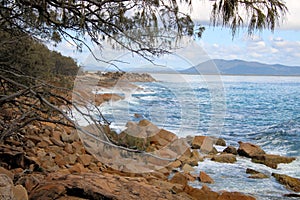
[{"left": 1, "top": 71, "right": 299, "bottom": 199}]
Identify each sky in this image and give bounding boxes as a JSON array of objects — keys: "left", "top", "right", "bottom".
[{"left": 51, "top": 0, "right": 300, "bottom": 70}]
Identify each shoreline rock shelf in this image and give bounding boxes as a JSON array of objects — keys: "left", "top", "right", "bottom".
[{"left": 0, "top": 72, "right": 298, "bottom": 199}]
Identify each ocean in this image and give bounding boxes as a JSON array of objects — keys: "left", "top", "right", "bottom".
[{"left": 99, "top": 74, "right": 300, "bottom": 199}]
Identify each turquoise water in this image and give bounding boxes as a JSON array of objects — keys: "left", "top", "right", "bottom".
[{"left": 101, "top": 74, "right": 300, "bottom": 199}]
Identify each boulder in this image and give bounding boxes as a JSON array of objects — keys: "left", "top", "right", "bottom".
[
  {"left": 0, "top": 174, "right": 28, "bottom": 200},
  {"left": 179, "top": 149, "right": 203, "bottom": 166},
  {"left": 191, "top": 136, "right": 208, "bottom": 149},
  {"left": 223, "top": 146, "right": 238, "bottom": 155},
  {"left": 94, "top": 93, "right": 124, "bottom": 106},
  {"left": 169, "top": 172, "right": 188, "bottom": 188},
  {"left": 248, "top": 173, "right": 269, "bottom": 179},
  {"left": 272, "top": 173, "right": 300, "bottom": 192},
  {"left": 0, "top": 166, "right": 14, "bottom": 180},
  {"left": 214, "top": 138, "right": 226, "bottom": 146},
  {"left": 77, "top": 154, "right": 92, "bottom": 167},
  {"left": 181, "top": 163, "right": 194, "bottom": 173},
  {"left": 211, "top": 154, "right": 237, "bottom": 163},
  {"left": 237, "top": 141, "right": 265, "bottom": 158},
  {"left": 168, "top": 160, "right": 182, "bottom": 169},
  {"left": 251, "top": 154, "right": 296, "bottom": 169},
  {"left": 218, "top": 191, "right": 256, "bottom": 200},
  {"left": 246, "top": 168, "right": 269, "bottom": 179},
  {"left": 185, "top": 185, "right": 219, "bottom": 200},
  {"left": 199, "top": 171, "right": 214, "bottom": 184}
]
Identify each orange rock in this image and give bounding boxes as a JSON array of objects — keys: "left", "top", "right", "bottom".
[
  {"left": 199, "top": 171, "right": 214, "bottom": 184},
  {"left": 64, "top": 143, "right": 74, "bottom": 154},
  {"left": 69, "top": 163, "right": 88, "bottom": 174},
  {"left": 272, "top": 173, "right": 300, "bottom": 192},
  {"left": 237, "top": 141, "right": 265, "bottom": 158},
  {"left": 77, "top": 154, "right": 92, "bottom": 167},
  {"left": 191, "top": 136, "right": 206, "bottom": 149},
  {"left": 50, "top": 137, "right": 65, "bottom": 147},
  {"left": 218, "top": 191, "right": 256, "bottom": 200},
  {"left": 252, "top": 154, "right": 296, "bottom": 169},
  {"left": 185, "top": 185, "right": 219, "bottom": 200},
  {"left": 169, "top": 172, "right": 188, "bottom": 188},
  {"left": 0, "top": 166, "right": 14, "bottom": 180},
  {"left": 211, "top": 154, "right": 237, "bottom": 163}
]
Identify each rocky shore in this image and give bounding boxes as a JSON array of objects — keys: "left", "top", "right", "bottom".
[{"left": 1, "top": 72, "right": 299, "bottom": 199}]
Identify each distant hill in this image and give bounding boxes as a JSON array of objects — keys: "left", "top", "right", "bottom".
[{"left": 180, "top": 59, "right": 300, "bottom": 76}]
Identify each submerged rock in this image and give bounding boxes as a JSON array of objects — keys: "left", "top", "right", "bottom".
[
  {"left": 246, "top": 168, "right": 269, "bottom": 179},
  {"left": 272, "top": 173, "right": 300, "bottom": 192},
  {"left": 251, "top": 154, "right": 296, "bottom": 169},
  {"left": 237, "top": 141, "right": 265, "bottom": 158}
]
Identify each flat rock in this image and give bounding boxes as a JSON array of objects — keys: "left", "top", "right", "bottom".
[
  {"left": 218, "top": 191, "right": 256, "bottom": 200},
  {"left": 251, "top": 154, "right": 296, "bottom": 169},
  {"left": 211, "top": 154, "right": 237, "bottom": 163},
  {"left": 272, "top": 173, "right": 300, "bottom": 192},
  {"left": 237, "top": 141, "right": 265, "bottom": 158},
  {"left": 29, "top": 172, "right": 185, "bottom": 200}
]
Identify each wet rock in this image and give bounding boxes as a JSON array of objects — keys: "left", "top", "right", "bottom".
[
  {"left": 248, "top": 173, "right": 269, "bottom": 179},
  {"left": 272, "top": 173, "right": 300, "bottom": 192},
  {"left": 237, "top": 141, "right": 265, "bottom": 158},
  {"left": 199, "top": 171, "right": 214, "bottom": 184},
  {"left": 223, "top": 146, "right": 238, "bottom": 155},
  {"left": 246, "top": 168, "right": 269, "bottom": 179},
  {"left": 251, "top": 154, "right": 296, "bottom": 169},
  {"left": 214, "top": 138, "right": 226, "bottom": 146},
  {"left": 284, "top": 193, "right": 300, "bottom": 197},
  {"left": 211, "top": 154, "right": 237, "bottom": 163},
  {"left": 246, "top": 168, "right": 260, "bottom": 174}
]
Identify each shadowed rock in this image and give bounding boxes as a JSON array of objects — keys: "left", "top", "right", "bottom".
[{"left": 272, "top": 173, "right": 300, "bottom": 192}]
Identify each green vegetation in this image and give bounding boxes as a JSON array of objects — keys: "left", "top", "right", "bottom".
[
  {"left": 0, "top": 30, "right": 79, "bottom": 82},
  {"left": 0, "top": 0, "right": 288, "bottom": 143}
]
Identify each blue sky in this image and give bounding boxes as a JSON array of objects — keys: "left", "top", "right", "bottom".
[{"left": 51, "top": 0, "right": 300, "bottom": 69}]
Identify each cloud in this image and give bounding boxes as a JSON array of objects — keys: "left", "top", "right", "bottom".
[{"left": 200, "top": 34, "right": 300, "bottom": 66}]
